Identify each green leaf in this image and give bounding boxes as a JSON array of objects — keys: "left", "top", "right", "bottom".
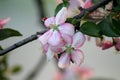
[
  {"left": 54, "top": 1, "right": 69, "bottom": 16},
  {"left": 11, "top": 65, "right": 22, "bottom": 74},
  {"left": 0, "top": 28, "right": 22, "bottom": 41},
  {"left": 98, "top": 17, "right": 120, "bottom": 37},
  {"left": 112, "top": 19, "right": 120, "bottom": 33},
  {"left": 114, "top": 5, "right": 120, "bottom": 11},
  {"left": 92, "top": 0, "right": 99, "bottom": 4},
  {"left": 80, "top": 21, "right": 102, "bottom": 37}
]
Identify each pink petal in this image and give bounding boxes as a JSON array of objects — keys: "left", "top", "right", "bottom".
[
  {"left": 55, "top": 7, "right": 67, "bottom": 25},
  {"left": 48, "top": 30, "right": 63, "bottom": 46},
  {"left": 59, "top": 23, "right": 75, "bottom": 36},
  {"left": 44, "top": 17, "right": 55, "bottom": 27},
  {"left": 71, "top": 49, "right": 84, "bottom": 65},
  {"left": 0, "top": 17, "right": 10, "bottom": 29},
  {"left": 58, "top": 53, "right": 70, "bottom": 69},
  {"left": 46, "top": 47, "right": 54, "bottom": 60},
  {"left": 50, "top": 45, "right": 64, "bottom": 53},
  {"left": 60, "top": 33, "right": 73, "bottom": 45},
  {"left": 72, "top": 32, "right": 86, "bottom": 48},
  {"left": 38, "top": 29, "right": 53, "bottom": 45}
]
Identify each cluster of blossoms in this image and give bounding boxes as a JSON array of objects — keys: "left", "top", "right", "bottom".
[
  {"left": 38, "top": 7, "right": 86, "bottom": 69},
  {"left": 54, "top": 66, "right": 93, "bottom": 80},
  {"left": 38, "top": 0, "right": 117, "bottom": 69}
]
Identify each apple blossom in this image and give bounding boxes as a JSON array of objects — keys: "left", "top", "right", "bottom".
[
  {"left": 38, "top": 7, "right": 75, "bottom": 60},
  {"left": 58, "top": 32, "right": 86, "bottom": 69}
]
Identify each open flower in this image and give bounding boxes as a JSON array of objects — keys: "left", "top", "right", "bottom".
[
  {"left": 0, "top": 18, "right": 10, "bottom": 29},
  {"left": 58, "top": 32, "right": 86, "bottom": 68},
  {"left": 38, "top": 7, "right": 75, "bottom": 60}
]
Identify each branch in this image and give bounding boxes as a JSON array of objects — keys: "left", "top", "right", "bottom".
[
  {"left": 0, "top": 29, "right": 47, "bottom": 56},
  {"left": 74, "top": 0, "right": 112, "bottom": 19},
  {"left": 0, "top": 0, "right": 112, "bottom": 56}
]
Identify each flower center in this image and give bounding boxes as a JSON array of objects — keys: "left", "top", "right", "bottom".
[
  {"left": 50, "top": 24, "right": 59, "bottom": 31},
  {"left": 66, "top": 45, "right": 74, "bottom": 53}
]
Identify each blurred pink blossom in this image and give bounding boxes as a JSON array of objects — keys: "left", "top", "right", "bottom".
[
  {"left": 58, "top": 32, "right": 86, "bottom": 68},
  {"left": 54, "top": 66, "right": 93, "bottom": 80},
  {"left": 0, "top": 18, "right": 10, "bottom": 29},
  {"left": 74, "top": 66, "right": 93, "bottom": 80}
]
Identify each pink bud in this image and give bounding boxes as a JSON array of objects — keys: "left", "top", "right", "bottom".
[
  {"left": 0, "top": 17, "right": 10, "bottom": 29},
  {"left": 83, "top": 0, "right": 93, "bottom": 9},
  {"left": 114, "top": 38, "right": 120, "bottom": 51},
  {"left": 101, "top": 40, "right": 113, "bottom": 50}
]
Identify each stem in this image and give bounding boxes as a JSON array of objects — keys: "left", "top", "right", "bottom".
[
  {"left": 0, "top": 30, "right": 47, "bottom": 56},
  {"left": 74, "top": 0, "right": 112, "bottom": 19},
  {"left": 0, "top": 0, "right": 112, "bottom": 56}
]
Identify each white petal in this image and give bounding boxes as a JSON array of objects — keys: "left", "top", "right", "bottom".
[
  {"left": 71, "top": 49, "right": 84, "bottom": 65},
  {"left": 59, "top": 23, "right": 75, "bottom": 36},
  {"left": 58, "top": 53, "right": 70, "bottom": 69},
  {"left": 55, "top": 7, "right": 67, "bottom": 25},
  {"left": 46, "top": 47, "right": 54, "bottom": 61},
  {"left": 38, "top": 29, "right": 53, "bottom": 45},
  {"left": 44, "top": 17, "right": 55, "bottom": 27},
  {"left": 72, "top": 32, "right": 86, "bottom": 48},
  {"left": 48, "top": 30, "right": 62, "bottom": 46}
]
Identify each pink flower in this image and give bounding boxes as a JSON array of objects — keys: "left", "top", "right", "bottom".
[
  {"left": 38, "top": 7, "right": 75, "bottom": 60},
  {"left": 0, "top": 18, "right": 10, "bottom": 29},
  {"left": 58, "top": 32, "right": 86, "bottom": 68},
  {"left": 114, "top": 38, "right": 120, "bottom": 51},
  {"left": 101, "top": 40, "right": 113, "bottom": 50}
]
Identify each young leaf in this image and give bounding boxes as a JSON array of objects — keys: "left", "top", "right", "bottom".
[
  {"left": 0, "top": 28, "right": 22, "bottom": 41},
  {"left": 80, "top": 21, "right": 102, "bottom": 37}
]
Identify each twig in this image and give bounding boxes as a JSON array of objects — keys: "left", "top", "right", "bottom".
[
  {"left": 0, "top": 0, "right": 112, "bottom": 56},
  {"left": 0, "top": 29, "right": 47, "bottom": 56},
  {"left": 74, "top": 0, "right": 112, "bottom": 19}
]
